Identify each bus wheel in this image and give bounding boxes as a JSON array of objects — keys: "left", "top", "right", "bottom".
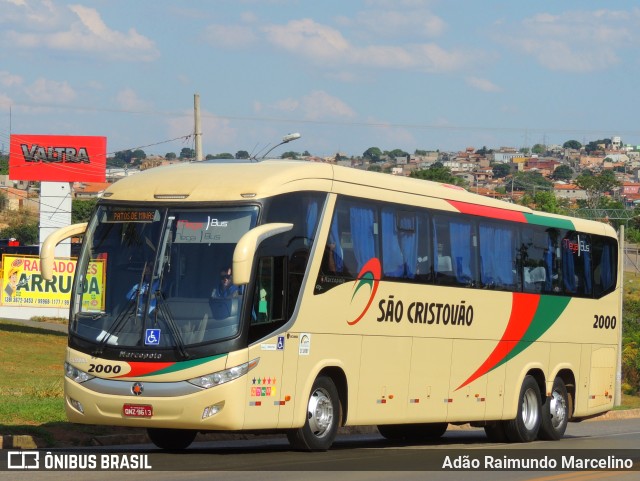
[
  {"left": 287, "top": 376, "right": 341, "bottom": 451},
  {"left": 538, "top": 377, "right": 569, "bottom": 440},
  {"left": 505, "top": 375, "right": 541, "bottom": 443},
  {"left": 378, "top": 423, "right": 448, "bottom": 441},
  {"left": 484, "top": 422, "right": 508, "bottom": 443},
  {"left": 147, "top": 428, "right": 197, "bottom": 450}
]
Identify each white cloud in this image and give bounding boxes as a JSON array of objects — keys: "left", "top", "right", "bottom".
[
  {"left": 115, "top": 88, "right": 152, "bottom": 111},
  {"left": 4, "top": 2, "right": 158, "bottom": 62},
  {"left": 261, "top": 18, "right": 473, "bottom": 73},
  {"left": 24, "top": 78, "right": 76, "bottom": 103},
  {"left": 268, "top": 91, "right": 356, "bottom": 121},
  {"left": 0, "top": 70, "right": 23, "bottom": 87},
  {"left": 0, "top": 93, "right": 13, "bottom": 110},
  {"left": 262, "top": 19, "right": 350, "bottom": 61},
  {"left": 353, "top": 8, "right": 446, "bottom": 38},
  {"left": 167, "top": 110, "right": 238, "bottom": 150},
  {"left": 497, "top": 8, "right": 640, "bottom": 72},
  {"left": 466, "top": 76, "right": 501, "bottom": 93}
]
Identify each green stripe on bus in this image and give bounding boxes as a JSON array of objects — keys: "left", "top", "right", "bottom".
[
  {"left": 140, "top": 353, "right": 227, "bottom": 377},
  {"left": 523, "top": 213, "right": 575, "bottom": 230}
]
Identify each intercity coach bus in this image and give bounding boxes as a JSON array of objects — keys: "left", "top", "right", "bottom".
[{"left": 41, "top": 159, "right": 620, "bottom": 450}]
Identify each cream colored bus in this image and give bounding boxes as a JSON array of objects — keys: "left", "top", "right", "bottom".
[{"left": 41, "top": 160, "right": 620, "bottom": 451}]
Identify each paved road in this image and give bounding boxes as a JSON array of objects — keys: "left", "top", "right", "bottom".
[{"left": 3, "top": 418, "right": 640, "bottom": 481}]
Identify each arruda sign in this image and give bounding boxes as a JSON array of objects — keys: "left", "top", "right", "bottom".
[{"left": 9, "top": 134, "right": 106, "bottom": 182}]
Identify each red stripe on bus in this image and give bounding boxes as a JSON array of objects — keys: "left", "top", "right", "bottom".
[
  {"left": 455, "top": 293, "right": 540, "bottom": 391},
  {"left": 446, "top": 200, "right": 528, "bottom": 223}
]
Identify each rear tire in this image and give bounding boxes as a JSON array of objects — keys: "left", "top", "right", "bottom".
[
  {"left": 378, "top": 423, "right": 448, "bottom": 441},
  {"left": 147, "top": 428, "right": 197, "bottom": 450},
  {"left": 504, "top": 375, "right": 542, "bottom": 443},
  {"left": 287, "top": 376, "right": 341, "bottom": 451},
  {"left": 538, "top": 377, "right": 569, "bottom": 440}
]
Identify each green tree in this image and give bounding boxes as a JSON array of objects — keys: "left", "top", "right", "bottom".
[
  {"left": 492, "top": 163, "right": 511, "bottom": 178},
  {"left": 531, "top": 143, "right": 546, "bottom": 155},
  {"left": 511, "top": 171, "right": 553, "bottom": 193},
  {"left": 180, "top": 148, "right": 195, "bottom": 159},
  {"left": 0, "top": 154, "right": 8, "bottom": 175},
  {"left": 410, "top": 165, "right": 467, "bottom": 187},
  {"left": 563, "top": 140, "right": 582, "bottom": 150},
  {"left": 387, "top": 149, "right": 409, "bottom": 159},
  {"left": 551, "top": 164, "right": 574, "bottom": 182},
  {"left": 235, "top": 150, "right": 250, "bottom": 159},
  {"left": 165, "top": 152, "right": 177, "bottom": 160},
  {"left": 206, "top": 153, "right": 234, "bottom": 159},
  {"left": 476, "top": 146, "right": 493, "bottom": 155},
  {"left": 575, "top": 169, "right": 620, "bottom": 209},
  {"left": 113, "top": 150, "right": 133, "bottom": 165},
  {"left": 72, "top": 199, "right": 98, "bottom": 223},
  {"left": 585, "top": 138, "right": 611, "bottom": 154},
  {"left": 281, "top": 151, "right": 299, "bottom": 159},
  {"left": 367, "top": 164, "right": 382, "bottom": 172},
  {"left": 363, "top": 147, "right": 383, "bottom": 163},
  {"left": 521, "top": 191, "right": 561, "bottom": 214},
  {"left": 132, "top": 149, "right": 147, "bottom": 161},
  {"left": 0, "top": 210, "right": 39, "bottom": 244},
  {"left": 0, "top": 189, "right": 7, "bottom": 211}
]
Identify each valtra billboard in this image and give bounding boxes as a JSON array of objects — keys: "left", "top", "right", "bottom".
[{"left": 9, "top": 134, "right": 107, "bottom": 182}]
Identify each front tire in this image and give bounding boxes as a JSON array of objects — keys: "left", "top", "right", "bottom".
[
  {"left": 504, "top": 375, "right": 542, "bottom": 443},
  {"left": 147, "top": 428, "right": 197, "bottom": 450},
  {"left": 287, "top": 376, "right": 341, "bottom": 451},
  {"left": 538, "top": 377, "right": 569, "bottom": 440}
]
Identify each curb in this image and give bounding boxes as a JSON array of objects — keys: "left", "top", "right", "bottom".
[{"left": 4, "top": 409, "right": 640, "bottom": 449}]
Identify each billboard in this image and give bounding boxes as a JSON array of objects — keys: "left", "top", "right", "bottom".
[
  {"left": 9, "top": 134, "right": 107, "bottom": 182},
  {"left": 2, "top": 255, "right": 105, "bottom": 311}
]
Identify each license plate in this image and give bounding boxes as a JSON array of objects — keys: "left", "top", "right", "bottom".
[{"left": 123, "top": 404, "right": 153, "bottom": 418}]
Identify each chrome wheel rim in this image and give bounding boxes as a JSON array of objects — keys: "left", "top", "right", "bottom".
[
  {"left": 548, "top": 389, "right": 567, "bottom": 430},
  {"left": 521, "top": 387, "right": 539, "bottom": 431},
  {"left": 307, "top": 387, "right": 333, "bottom": 438}
]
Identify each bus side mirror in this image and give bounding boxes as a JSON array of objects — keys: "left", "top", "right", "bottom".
[
  {"left": 40, "top": 222, "right": 88, "bottom": 281},
  {"left": 233, "top": 223, "right": 293, "bottom": 285}
]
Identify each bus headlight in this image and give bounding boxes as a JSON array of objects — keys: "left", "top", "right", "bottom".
[
  {"left": 64, "top": 362, "right": 95, "bottom": 384},
  {"left": 188, "top": 358, "right": 259, "bottom": 389}
]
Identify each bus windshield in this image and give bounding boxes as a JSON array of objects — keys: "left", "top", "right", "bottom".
[{"left": 71, "top": 205, "right": 259, "bottom": 355}]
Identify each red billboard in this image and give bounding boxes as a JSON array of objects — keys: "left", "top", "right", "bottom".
[{"left": 9, "top": 134, "right": 107, "bottom": 182}]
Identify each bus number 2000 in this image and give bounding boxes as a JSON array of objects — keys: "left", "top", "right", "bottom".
[
  {"left": 593, "top": 315, "right": 616, "bottom": 330},
  {"left": 88, "top": 364, "right": 122, "bottom": 374}
]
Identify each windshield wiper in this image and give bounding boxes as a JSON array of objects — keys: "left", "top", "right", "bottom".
[
  {"left": 93, "top": 297, "right": 137, "bottom": 356},
  {"left": 154, "top": 292, "right": 189, "bottom": 360}
]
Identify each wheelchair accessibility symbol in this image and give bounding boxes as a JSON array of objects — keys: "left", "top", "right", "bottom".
[{"left": 145, "top": 328, "right": 161, "bottom": 346}]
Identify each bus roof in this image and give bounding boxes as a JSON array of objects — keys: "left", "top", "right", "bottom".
[{"left": 103, "top": 160, "right": 616, "bottom": 237}]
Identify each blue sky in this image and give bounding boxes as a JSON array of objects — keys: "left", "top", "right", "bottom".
[{"left": 1, "top": 0, "right": 639, "bottom": 159}]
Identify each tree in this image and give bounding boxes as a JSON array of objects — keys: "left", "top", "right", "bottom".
[
  {"left": 0, "top": 154, "right": 8, "bottom": 175},
  {"left": 492, "top": 163, "right": 511, "bottom": 178},
  {"left": 511, "top": 171, "right": 553, "bottom": 194},
  {"left": 363, "top": 147, "right": 383, "bottom": 163},
  {"left": 476, "top": 146, "right": 493, "bottom": 155},
  {"left": 281, "top": 151, "right": 299, "bottom": 159},
  {"left": 410, "top": 165, "right": 467, "bottom": 187},
  {"left": 563, "top": 140, "right": 582, "bottom": 150},
  {"left": 387, "top": 149, "right": 409, "bottom": 159},
  {"left": 165, "top": 152, "right": 177, "bottom": 160},
  {"left": 180, "top": 148, "right": 195, "bottom": 159},
  {"left": 113, "top": 150, "right": 133, "bottom": 164},
  {"left": 206, "top": 153, "right": 234, "bottom": 159},
  {"left": 0, "top": 210, "right": 39, "bottom": 244},
  {"left": 235, "top": 150, "right": 250, "bottom": 159},
  {"left": 575, "top": 170, "right": 620, "bottom": 209},
  {"left": 72, "top": 199, "right": 98, "bottom": 223},
  {"left": 585, "top": 138, "right": 611, "bottom": 154},
  {"left": 0, "top": 189, "right": 7, "bottom": 211},
  {"left": 551, "top": 164, "right": 573, "bottom": 182},
  {"left": 132, "top": 149, "right": 147, "bottom": 161},
  {"left": 531, "top": 144, "right": 546, "bottom": 155}
]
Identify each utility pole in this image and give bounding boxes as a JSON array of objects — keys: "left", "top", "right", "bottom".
[{"left": 194, "top": 93, "right": 203, "bottom": 161}]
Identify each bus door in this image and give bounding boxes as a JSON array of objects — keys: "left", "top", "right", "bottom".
[{"left": 243, "top": 257, "right": 288, "bottom": 429}]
